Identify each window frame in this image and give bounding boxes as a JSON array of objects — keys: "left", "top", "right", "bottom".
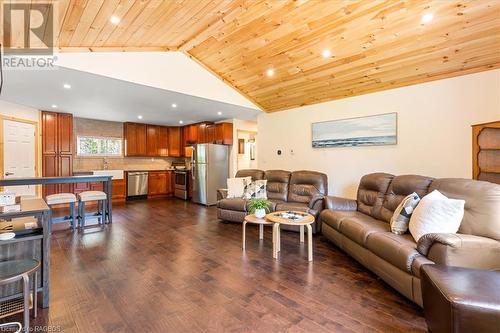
[{"left": 76, "top": 135, "right": 123, "bottom": 157}]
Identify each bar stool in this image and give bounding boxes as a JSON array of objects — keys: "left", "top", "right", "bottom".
[
  {"left": 0, "top": 259, "right": 40, "bottom": 331},
  {"left": 45, "top": 193, "right": 77, "bottom": 232},
  {"left": 78, "top": 191, "right": 107, "bottom": 229}
]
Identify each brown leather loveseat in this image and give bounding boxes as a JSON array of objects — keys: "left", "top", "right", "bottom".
[
  {"left": 217, "top": 169, "right": 328, "bottom": 233},
  {"left": 320, "top": 173, "right": 500, "bottom": 306}
]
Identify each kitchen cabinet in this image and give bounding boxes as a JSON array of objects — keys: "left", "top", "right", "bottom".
[
  {"left": 184, "top": 124, "right": 198, "bottom": 144},
  {"left": 206, "top": 124, "right": 216, "bottom": 144},
  {"left": 148, "top": 171, "right": 168, "bottom": 197},
  {"left": 168, "top": 171, "right": 175, "bottom": 195},
  {"left": 146, "top": 125, "right": 159, "bottom": 156},
  {"left": 159, "top": 126, "right": 169, "bottom": 157},
  {"left": 214, "top": 122, "right": 233, "bottom": 145},
  {"left": 168, "top": 127, "right": 183, "bottom": 157},
  {"left": 41, "top": 111, "right": 73, "bottom": 197},
  {"left": 197, "top": 123, "right": 208, "bottom": 143},
  {"left": 124, "top": 122, "right": 147, "bottom": 156}
]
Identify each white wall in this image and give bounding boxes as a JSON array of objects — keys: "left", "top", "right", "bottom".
[
  {"left": 56, "top": 52, "right": 259, "bottom": 110},
  {"left": 258, "top": 69, "right": 500, "bottom": 199}
]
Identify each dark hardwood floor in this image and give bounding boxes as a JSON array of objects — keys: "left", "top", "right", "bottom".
[{"left": 5, "top": 198, "right": 427, "bottom": 332}]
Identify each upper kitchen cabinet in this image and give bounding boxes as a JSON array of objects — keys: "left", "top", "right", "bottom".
[
  {"left": 124, "top": 122, "right": 147, "bottom": 156},
  {"left": 146, "top": 125, "right": 159, "bottom": 157},
  {"left": 158, "top": 126, "right": 169, "bottom": 157},
  {"left": 184, "top": 124, "right": 198, "bottom": 145},
  {"left": 168, "top": 126, "right": 183, "bottom": 157},
  {"left": 214, "top": 122, "right": 233, "bottom": 145}
]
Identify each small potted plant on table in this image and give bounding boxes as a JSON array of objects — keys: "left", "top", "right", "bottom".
[{"left": 248, "top": 198, "right": 271, "bottom": 219}]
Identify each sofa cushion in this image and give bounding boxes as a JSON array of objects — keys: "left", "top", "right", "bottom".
[
  {"left": 380, "top": 175, "right": 433, "bottom": 222},
  {"left": 357, "top": 173, "right": 394, "bottom": 220},
  {"left": 365, "top": 232, "right": 420, "bottom": 273},
  {"left": 429, "top": 178, "right": 500, "bottom": 241},
  {"left": 217, "top": 198, "right": 247, "bottom": 212},
  {"left": 287, "top": 171, "right": 327, "bottom": 203},
  {"left": 320, "top": 210, "right": 364, "bottom": 231},
  {"left": 339, "top": 214, "right": 390, "bottom": 246},
  {"left": 264, "top": 170, "right": 291, "bottom": 201}
]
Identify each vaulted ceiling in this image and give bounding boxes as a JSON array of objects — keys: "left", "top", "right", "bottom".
[{"left": 9, "top": 0, "right": 500, "bottom": 112}]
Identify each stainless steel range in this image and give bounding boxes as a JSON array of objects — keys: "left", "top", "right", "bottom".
[{"left": 174, "top": 170, "right": 188, "bottom": 200}]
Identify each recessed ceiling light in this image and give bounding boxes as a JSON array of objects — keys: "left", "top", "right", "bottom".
[
  {"left": 322, "top": 49, "right": 332, "bottom": 58},
  {"left": 63, "top": 83, "right": 71, "bottom": 89},
  {"left": 137, "top": 115, "right": 143, "bottom": 120},
  {"left": 179, "top": 120, "right": 183, "bottom": 124},
  {"left": 51, "top": 104, "right": 57, "bottom": 108},
  {"left": 171, "top": 103, "right": 177, "bottom": 108},
  {"left": 266, "top": 68, "right": 275, "bottom": 77},
  {"left": 421, "top": 13, "right": 433, "bottom": 24},
  {"left": 110, "top": 16, "right": 120, "bottom": 24},
  {"left": 217, "top": 111, "right": 222, "bottom": 116}
]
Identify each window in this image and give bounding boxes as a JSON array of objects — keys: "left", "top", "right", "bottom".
[{"left": 77, "top": 136, "right": 122, "bottom": 156}]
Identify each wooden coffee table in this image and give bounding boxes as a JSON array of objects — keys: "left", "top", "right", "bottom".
[
  {"left": 266, "top": 211, "right": 315, "bottom": 261},
  {"left": 242, "top": 214, "right": 274, "bottom": 250}
]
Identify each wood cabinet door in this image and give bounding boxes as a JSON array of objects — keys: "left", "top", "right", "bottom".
[
  {"left": 124, "top": 123, "right": 147, "bottom": 156},
  {"left": 167, "top": 171, "right": 175, "bottom": 195},
  {"left": 168, "top": 127, "right": 182, "bottom": 157},
  {"left": 112, "top": 179, "right": 126, "bottom": 202},
  {"left": 186, "top": 125, "right": 198, "bottom": 144},
  {"left": 90, "top": 182, "right": 104, "bottom": 191},
  {"left": 42, "top": 111, "right": 58, "bottom": 154},
  {"left": 206, "top": 125, "right": 216, "bottom": 143},
  {"left": 42, "top": 154, "right": 58, "bottom": 197},
  {"left": 58, "top": 155, "right": 73, "bottom": 193},
  {"left": 57, "top": 113, "right": 73, "bottom": 155},
  {"left": 197, "top": 123, "right": 207, "bottom": 143},
  {"left": 215, "top": 123, "right": 233, "bottom": 145},
  {"left": 73, "top": 182, "right": 90, "bottom": 195},
  {"left": 158, "top": 126, "right": 169, "bottom": 157},
  {"left": 148, "top": 171, "right": 167, "bottom": 195},
  {"left": 146, "top": 125, "right": 159, "bottom": 156},
  {"left": 124, "top": 123, "right": 137, "bottom": 156}
]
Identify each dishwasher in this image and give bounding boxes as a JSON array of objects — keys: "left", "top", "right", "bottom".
[{"left": 127, "top": 171, "right": 148, "bottom": 199}]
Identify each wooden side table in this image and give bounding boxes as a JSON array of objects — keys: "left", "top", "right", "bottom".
[
  {"left": 242, "top": 214, "right": 274, "bottom": 250},
  {"left": 266, "top": 211, "right": 315, "bottom": 261}
]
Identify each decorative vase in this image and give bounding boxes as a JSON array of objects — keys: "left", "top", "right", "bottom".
[{"left": 255, "top": 208, "right": 266, "bottom": 218}]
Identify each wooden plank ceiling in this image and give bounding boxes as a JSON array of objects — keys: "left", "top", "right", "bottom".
[{"left": 21, "top": 1, "right": 500, "bottom": 111}]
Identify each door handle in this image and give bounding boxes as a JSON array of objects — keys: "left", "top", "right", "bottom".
[{"left": 5, "top": 172, "right": 14, "bottom": 176}]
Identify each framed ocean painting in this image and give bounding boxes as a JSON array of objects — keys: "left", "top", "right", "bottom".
[{"left": 312, "top": 113, "right": 397, "bottom": 148}]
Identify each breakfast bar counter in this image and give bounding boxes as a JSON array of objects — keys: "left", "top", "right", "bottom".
[{"left": 0, "top": 175, "right": 113, "bottom": 223}]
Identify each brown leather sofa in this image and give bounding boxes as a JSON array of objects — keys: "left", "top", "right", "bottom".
[
  {"left": 319, "top": 173, "right": 500, "bottom": 306},
  {"left": 217, "top": 169, "right": 327, "bottom": 233}
]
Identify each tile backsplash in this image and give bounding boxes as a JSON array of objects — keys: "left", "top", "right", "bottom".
[{"left": 73, "top": 117, "right": 184, "bottom": 172}]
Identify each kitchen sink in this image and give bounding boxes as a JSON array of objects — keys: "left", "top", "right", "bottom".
[{"left": 92, "top": 169, "right": 124, "bottom": 180}]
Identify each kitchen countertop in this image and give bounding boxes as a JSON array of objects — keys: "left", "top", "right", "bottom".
[{"left": 73, "top": 169, "right": 190, "bottom": 174}]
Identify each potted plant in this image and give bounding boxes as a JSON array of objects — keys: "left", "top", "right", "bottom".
[{"left": 248, "top": 198, "right": 270, "bottom": 218}]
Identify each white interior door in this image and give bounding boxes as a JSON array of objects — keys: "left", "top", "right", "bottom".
[{"left": 3, "top": 120, "right": 36, "bottom": 197}]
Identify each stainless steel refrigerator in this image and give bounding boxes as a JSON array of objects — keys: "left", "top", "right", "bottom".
[{"left": 191, "top": 144, "right": 229, "bottom": 206}]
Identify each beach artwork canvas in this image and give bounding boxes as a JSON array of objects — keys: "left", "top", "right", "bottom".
[{"left": 312, "top": 113, "right": 397, "bottom": 148}]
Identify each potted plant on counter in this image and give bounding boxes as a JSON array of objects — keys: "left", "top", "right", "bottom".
[{"left": 248, "top": 198, "right": 271, "bottom": 219}]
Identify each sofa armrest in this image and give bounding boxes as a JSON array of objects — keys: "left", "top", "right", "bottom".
[
  {"left": 324, "top": 196, "right": 357, "bottom": 211},
  {"left": 308, "top": 195, "right": 324, "bottom": 210},
  {"left": 217, "top": 189, "right": 228, "bottom": 201},
  {"left": 417, "top": 233, "right": 500, "bottom": 270}
]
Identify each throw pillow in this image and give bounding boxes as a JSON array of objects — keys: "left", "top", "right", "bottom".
[
  {"left": 227, "top": 177, "right": 252, "bottom": 198},
  {"left": 390, "top": 192, "right": 420, "bottom": 235},
  {"left": 408, "top": 190, "right": 465, "bottom": 242},
  {"left": 243, "top": 180, "right": 267, "bottom": 199}
]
